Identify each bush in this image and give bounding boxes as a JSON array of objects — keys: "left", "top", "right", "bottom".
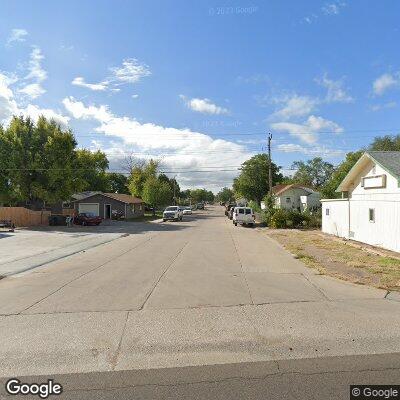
[
  {"left": 248, "top": 200, "right": 261, "bottom": 213},
  {"left": 266, "top": 208, "right": 321, "bottom": 229}
]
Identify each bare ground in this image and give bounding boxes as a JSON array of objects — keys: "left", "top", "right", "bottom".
[{"left": 265, "top": 229, "right": 400, "bottom": 291}]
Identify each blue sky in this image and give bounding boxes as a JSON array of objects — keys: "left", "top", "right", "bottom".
[{"left": 1, "top": 0, "right": 400, "bottom": 191}]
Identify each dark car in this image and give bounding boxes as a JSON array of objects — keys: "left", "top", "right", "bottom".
[
  {"left": 197, "top": 203, "right": 204, "bottom": 210},
  {"left": 74, "top": 212, "right": 102, "bottom": 226},
  {"left": 225, "top": 203, "right": 236, "bottom": 217}
]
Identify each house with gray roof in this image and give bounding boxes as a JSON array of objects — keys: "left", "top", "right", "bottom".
[
  {"left": 321, "top": 151, "right": 400, "bottom": 252},
  {"left": 73, "top": 192, "right": 144, "bottom": 220}
]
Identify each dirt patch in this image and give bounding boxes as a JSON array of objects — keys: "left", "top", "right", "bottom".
[{"left": 267, "top": 229, "right": 400, "bottom": 291}]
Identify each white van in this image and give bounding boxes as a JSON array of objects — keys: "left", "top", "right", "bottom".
[{"left": 232, "top": 207, "right": 255, "bottom": 227}]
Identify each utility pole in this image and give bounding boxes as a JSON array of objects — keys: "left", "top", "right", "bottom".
[
  {"left": 268, "top": 132, "right": 273, "bottom": 194},
  {"left": 173, "top": 175, "right": 177, "bottom": 205}
]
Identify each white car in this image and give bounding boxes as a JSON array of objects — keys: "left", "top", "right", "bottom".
[
  {"left": 233, "top": 207, "right": 255, "bottom": 227},
  {"left": 182, "top": 207, "right": 192, "bottom": 215},
  {"left": 163, "top": 206, "right": 183, "bottom": 222}
]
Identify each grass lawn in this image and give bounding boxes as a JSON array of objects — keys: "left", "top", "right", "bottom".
[{"left": 266, "top": 229, "right": 400, "bottom": 291}]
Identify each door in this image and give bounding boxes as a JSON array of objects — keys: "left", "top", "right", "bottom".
[
  {"left": 78, "top": 203, "right": 99, "bottom": 216},
  {"left": 104, "top": 204, "right": 112, "bottom": 219}
]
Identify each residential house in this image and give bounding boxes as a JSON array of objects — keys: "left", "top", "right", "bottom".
[
  {"left": 321, "top": 151, "right": 400, "bottom": 252},
  {"left": 264, "top": 184, "right": 321, "bottom": 211},
  {"left": 73, "top": 192, "right": 144, "bottom": 219}
]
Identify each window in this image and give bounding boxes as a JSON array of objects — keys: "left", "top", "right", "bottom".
[
  {"left": 238, "top": 208, "right": 244, "bottom": 214},
  {"left": 245, "top": 208, "right": 252, "bottom": 214},
  {"left": 369, "top": 208, "right": 375, "bottom": 223},
  {"left": 286, "top": 197, "right": 291, "bottom": 203},
  {"left": 326, "top": 208, "right": 330, "bottom": 216}
]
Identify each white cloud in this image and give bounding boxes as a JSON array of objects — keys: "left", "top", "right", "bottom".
[
  {"left": 25, "top": 46, "right": 47, "bottom": 82},
  {"left": 373, "top": 72, "right": 400, "bottom": 95},
  {"left": 18, "top": 46, "right": 47, "bottom": 99},
  {"left": 317, "top": 74, "right": 353, "bottom": 103},
  {"left": 271, "top": 94, "right": 318, "bottom": 119},
  {"left": 18, "top": 83, "right": 46, "bottom": 99},
  {"left": 180, "top": 95, "right": 229, "bottom": 115},
  {"left": 110, "top": 58, "right": 151, "bottom": 84},
  {"left": 370, "top": 101, "right": 397, "bottom": 111},
  {"left": 132, "top": 94, "right": 139, "bottom": 99},
  {"left": 21, "top": 104, "right": 70, "bottom": 127},
  {"left": 271, "top": 115, "right": 343, "bottom": 144},
  {"left": 71, "top": 58, "right": 150, "bottom": 93},
  {"left": 0, "top": 72, "right": 69, "bottom": 126},
  {"left": 63, "top": 97, "right": 251, "bottom": 191},
  {"left": 322, "top": 1, "right": 346, "bottom": 15},
  {"left": 277, "top": 142, "right": 344, "bottom": 158},
  {"left": 6, "top": 28, "right": 28, "bottom": 46},
  {"left": 0, "top": 73, "right": 19, "bottom": 122},
  {"left": 72, "top": 77, "right": 108, "bottom": 91}
]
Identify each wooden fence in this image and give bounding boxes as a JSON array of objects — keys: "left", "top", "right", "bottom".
[{"left": 0, "top": 207, "right": 50, "bottom": 227}]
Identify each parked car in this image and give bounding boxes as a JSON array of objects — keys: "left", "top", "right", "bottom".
[
  {"left": 163, "top": 206, "right": 183, "bottom": 222},
  {"left": 232, "top": 207, "right": 255, "bottom": 227},
  {"left": 183, "top": 206, "right": 192, "bottom": 215},
  {"left": 197, "top": 203, "right": 204, "bottom": 210},
  {"left": 74, "top": 212, "right": 102, "bottom": 226}
]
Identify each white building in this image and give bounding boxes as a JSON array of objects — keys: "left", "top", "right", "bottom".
[
  {"left": 269, "top": 184, "right": 321, "bottom": 211},
  {"left": 322, "top": 151, "right": 400, "bottom": 252}
]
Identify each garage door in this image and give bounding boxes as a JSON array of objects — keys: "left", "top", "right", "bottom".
[{"left": 78, "top": 203, "right": 99, "bottom": 216}]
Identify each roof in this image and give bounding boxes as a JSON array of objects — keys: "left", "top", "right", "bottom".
[
  {"left": 72, "top": 191, "right": 101, "bottom": 201},
  {"left": 103, "top": 193, "right": 143, "bottom": 204},
  {"left": 272, "top": 184, "right": 316, "bottom": 196},
  {"left": 336, "top": 151, "right": 400, "bottom": 192},
  {"left": 73, "top": 192, "right": 143, "bottom": 204}
]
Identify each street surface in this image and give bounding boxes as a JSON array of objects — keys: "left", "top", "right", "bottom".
[{"left": 0, "top": 206, "right": 399, "bottom": 399}]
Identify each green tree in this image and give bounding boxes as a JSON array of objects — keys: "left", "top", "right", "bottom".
[
  {"left": 107, "top": 173, "right": 129, "bottom": 194},
  {"left": 158, "top": 173, "right": 180, "bottom": 203},
  {"left": 142, "top": 177, "right": 172, "bottom": 214},
  {"left": 321, "top": 151, "right": 363, "bottom": 198},
  {"left": 369, "top": 135, "right": 400, "bottom": 151},
  {"left": 216, "top": 187, "right": 234, "bottom": 203},
  {"left": 233, "top": 153, "right": 283, "bottom": 204},
  {"left": 1, "top": 116, "right": 78, "bottom": 206},
  {"left": 128, "top": 159, "right": 159, "bottom": 198},
  {"left": 74, "top": 149, "right": 109, "bottom": 192},
  {"left": 291, "top": 157, "right": 334, "bottom": 188}
]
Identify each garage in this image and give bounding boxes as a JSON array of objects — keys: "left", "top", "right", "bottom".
[{"left": 78, "top": 203, "right": 99, "bottom": 216}]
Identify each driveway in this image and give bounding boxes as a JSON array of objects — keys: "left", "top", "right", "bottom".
[{"left": 0, "top": 206, "right": 399, "bottom": 397}]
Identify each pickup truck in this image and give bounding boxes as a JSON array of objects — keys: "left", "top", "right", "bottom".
[
  {"left": 232, "top": 207, "right": 255, "bottom": 227},
  {"left": 163, "top": 206, "right": 183, "bottom": 222}
]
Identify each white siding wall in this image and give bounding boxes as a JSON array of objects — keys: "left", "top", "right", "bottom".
[
  {"left": 277, "top": 188, "right": 311, "bottom": 210},
  {"left": 349, "top": 199, "right": 400, "bottom": 252},
  {"left": 322, "top": 200, "right": 350, "bottom": 239},
  {"left": 322, "top": 159, "right": 400, "bottom": 252}
]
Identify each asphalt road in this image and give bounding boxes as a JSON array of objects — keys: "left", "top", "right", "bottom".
[{"left": 0, "top": 206, "right": 399, "bottom": 399}]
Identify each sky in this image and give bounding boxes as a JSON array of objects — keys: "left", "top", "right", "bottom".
[{"left": 1, "top": 0, "right": 400, "bottom": 192}]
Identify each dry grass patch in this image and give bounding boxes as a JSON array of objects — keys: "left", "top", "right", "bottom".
[{"left": 267, "top": 229, "right": 400, "bottom": 291}]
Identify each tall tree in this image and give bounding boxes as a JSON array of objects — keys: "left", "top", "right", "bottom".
[
  {"left": 233, "top": 153, "right": 283, "bottom": 204},
  {"left": 107, "top": 172, "right": 129, "bottom": 194},
  {"left": 128, "top": 159, "right": 159, "bottom": 198},
  {"left": 216, "top": 187, "right": 234, "bottom": 203},
  {"left": 74, "top": 149, "right": 109, "bottom": 192},
  {"left": 291, "top": 157, "right": 334, "bottom": 188},
  {"left": 369, "top": 135, "right": 400, "bottom": 151},
  {"left": 1, "top": 116, "right": 78, "bottom": 206},
  {"left": 142, "top": 177, "right": 172, "bottom": 214},
  {"left": 321, "top": 151, "right": 363, "bottom": 198}
]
